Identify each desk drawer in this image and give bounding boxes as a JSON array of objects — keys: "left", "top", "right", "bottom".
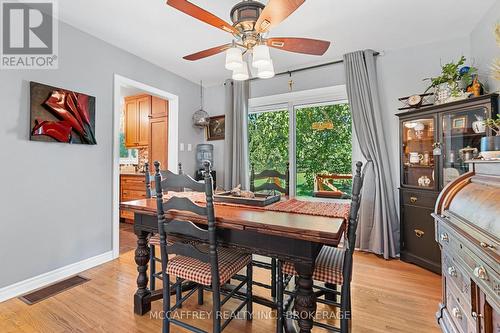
[
  {"left": 443, "top": 252, "right": 472, "bottom": 307},
  {"left": 446, "top": 282, "right": 472, "bottom": 333},
  {"left": 438, "top": 222, "right": 499, "bottom": 301}
]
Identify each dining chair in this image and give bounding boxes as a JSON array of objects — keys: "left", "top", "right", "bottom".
[
  {"left": 145, "top": 161, "right": 183, "bottom": 291},
  {"left": 277, "top": 161, "right": 365, "bottom": 333},
  {"left": 249, "top": 162, "right": 290, "bottom": 300},
  {"left": 155, "top": 161, "right": 253, "bottom": 333},
  {"left": 250, "top": 162, "right": 290, "bottom": 196}
]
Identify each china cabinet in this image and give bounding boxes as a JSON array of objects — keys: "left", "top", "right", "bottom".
[{"left": 396, "top": 94, "right": 498, "bottom": 273}]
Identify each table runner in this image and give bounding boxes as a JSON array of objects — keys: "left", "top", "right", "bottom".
[{"left": 162, "top": 192, "right": 350, "bottom": 220}]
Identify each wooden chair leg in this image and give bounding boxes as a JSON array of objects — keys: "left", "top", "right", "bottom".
[
  {"left": 160, "top": 247, "right": 170, "bottom": 333},
  {"left": 324, "top": 283, "right": 337, "bottom": 302},
  {"left": 246, "top": 263, "right": 253, "bottom": 321},
  {"left": 176, "top": 277, "right": 182, "bottom": 309},
  {"left": 197, "top": 285, "right": 204, "bottom": 305},
  {"left": 212, "top": 284, "right": 221, "bottom": 333},
  {"left": 276, "top": 260, "right": 284, "bottom": 333},
  {"left": 340, "top": 283, "right": 351, "bottom": 333},
  {"left": 149, "top": 245, "right": 156, "bottom": 291},
  {"left": 271, "top": 258, "right": 277, "bottom": 298}
]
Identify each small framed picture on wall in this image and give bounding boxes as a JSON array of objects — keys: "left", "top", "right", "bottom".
[{"left": 206, "top": 115, "right": 225, "bottom": 141}]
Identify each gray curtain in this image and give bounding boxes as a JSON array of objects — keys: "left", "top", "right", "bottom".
[
  {"left": 343, "top": 50, "right": 399, "bottom": 259},
  {"left": 223, "top": 79, "right": 250, "bottom": 190}
]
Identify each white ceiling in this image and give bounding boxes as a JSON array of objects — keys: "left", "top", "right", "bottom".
[{"left": 59, "top": 0, "right": 496, "bottom": 86}]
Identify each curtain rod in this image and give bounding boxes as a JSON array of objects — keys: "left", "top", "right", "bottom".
[{"left": 249, "top": 51, "right": 380, "bottom": 81}]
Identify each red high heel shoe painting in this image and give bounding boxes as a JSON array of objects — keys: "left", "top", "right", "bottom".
[{"left": 30, "top": 81, "right": 97, "bottom": 145}]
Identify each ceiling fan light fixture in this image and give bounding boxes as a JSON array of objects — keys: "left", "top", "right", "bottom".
[
  {"left": 257, "top": 60, "right": 275, "bottom": 79},
  {"left": 225, "top": 47, "right": 243, "bottom": 70},
  {"left": 232, "top": 61, "right": 249, "bottom": 81},
  {"left": 252, "top": 44, "right": 271, "bottom": 68}
]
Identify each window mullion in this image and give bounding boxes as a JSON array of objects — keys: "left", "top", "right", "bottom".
[{"left": 288, "top": 101, "right": 296, "bottom": 197}]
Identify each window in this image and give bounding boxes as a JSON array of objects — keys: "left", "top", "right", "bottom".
[
  {"left": 248, "top": 86, "right": 353, "bottom": 198},
  {"left": 120, "top": 132, "right": 138, "bottom": 165},
  {"left": 295, "top": 103, "right": 352, "bottom": 197},
  {"left": 248, "top": 109, "right": 289, "bottom": 190}
]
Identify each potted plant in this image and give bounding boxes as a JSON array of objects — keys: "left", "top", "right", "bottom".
[
  {"left": 424, "top": 56, "right": 479, "bottom": 104},
  {"left": 480, "top": 114, "right": 500, "bottom": 159}
]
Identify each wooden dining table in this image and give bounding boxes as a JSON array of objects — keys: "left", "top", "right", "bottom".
[{"left": 121, "top": 198, "right": 346, "bottom": 333}]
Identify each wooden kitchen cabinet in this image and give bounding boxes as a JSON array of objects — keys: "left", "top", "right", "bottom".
[
  {"left": 121, "top": 94, "right": 168, "bottom": 220},
  {"left": 124, "top": 94, "right": 151, "bottom": 148},
  {"left": 148, "top": 96, "right": 168, "bottom": 172},
  {"left": 149, "top": 116, "right": 168, "bottom": 173},
  {"left": 120, "top": 174, "right": 147, "bottom": 222}
]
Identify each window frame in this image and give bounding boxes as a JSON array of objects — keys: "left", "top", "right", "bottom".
[
  {"left": 248, "top": 85, "right": 349, "bottom": 197},
  {"left": 120, "top": 148, "right": 139, "bottom": 165}
]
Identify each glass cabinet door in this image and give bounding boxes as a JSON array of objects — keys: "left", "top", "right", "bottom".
[
  {"left": 440, "top": 107, "right": 486, "bottom": 187},
  {"left": 402, "top": 117, "right": 436, "bottom": 189}
]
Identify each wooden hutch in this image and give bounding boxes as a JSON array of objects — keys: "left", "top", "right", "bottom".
[{"left": 396, "top": 94, "right": 498, "bottom": 273}]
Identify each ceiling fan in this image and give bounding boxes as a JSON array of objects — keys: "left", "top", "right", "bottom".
[{"left": 167, "top": 0, "right": 331, "bottom": 80}]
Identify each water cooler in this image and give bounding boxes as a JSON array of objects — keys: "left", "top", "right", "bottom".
[{"left": 194, "top": 144, "right": 216, "bottom": 188}]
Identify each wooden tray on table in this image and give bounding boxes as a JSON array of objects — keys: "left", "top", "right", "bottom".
[{"left": 213, "top": 191, "right": 281, "bottom": 207}]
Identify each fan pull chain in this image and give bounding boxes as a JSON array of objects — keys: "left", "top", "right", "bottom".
[{"left": 288, "top": 72, "right": 294, "bottom": 91}]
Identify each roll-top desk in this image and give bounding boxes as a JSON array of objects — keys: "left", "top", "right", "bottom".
[{"left": 434, "top": 161, "right": 499, "bottom": 333}]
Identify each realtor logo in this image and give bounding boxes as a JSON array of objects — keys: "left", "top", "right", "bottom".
[{"left": 1, "top": 0, "right": 58, "bottom": 69}]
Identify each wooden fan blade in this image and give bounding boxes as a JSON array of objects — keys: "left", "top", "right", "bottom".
[
  {"left": 183, "top": 44, "right": 232, "bottom": 61},
  {"left": 267, "top": 37, "right": 330, "bottom": 55},
  {"left": 167, "top": 0, "right": 238, "bottom": 34},
  {"left": 255, "top": 0, "right": 305, "bottom": 33}
]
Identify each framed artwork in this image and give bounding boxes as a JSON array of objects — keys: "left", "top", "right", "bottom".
[
  {"left": 451, "top": 116, "right": 467, "bottom": 131},
  {"left": 30, "top": 81, "right": 97, "bottom": 144},
  {"left": 206, "top": 115, "right": 225, "bottom": 141}
]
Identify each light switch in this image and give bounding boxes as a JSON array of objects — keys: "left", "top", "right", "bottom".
[
  {"left": 187, "top": 144, "right": 192, "bottom": 151},
  {"left": 180, "top": 143, "right": 185, "bottom": 151}
]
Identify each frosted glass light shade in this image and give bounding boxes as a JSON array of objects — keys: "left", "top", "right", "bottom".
[
  {"left": 252, "top": 44, "right": 271, "bottom": 68},
  {"left": 258, "top": 60, "right": 275, "bottom": 79},
  {"left": 225, "top": 47, "right": 243, "bottom": 70},
  {"left": 232, "top": 61, "right": 249, "bottom": 81}
]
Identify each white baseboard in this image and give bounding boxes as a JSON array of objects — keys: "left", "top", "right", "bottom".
[{"left": 0, "top": 251, "right": 114, "bottom": 303}]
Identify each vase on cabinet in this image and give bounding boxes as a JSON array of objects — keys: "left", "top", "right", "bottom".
[
  {"left": 472, "top": 115, "right": 486, "bottom": 133},
  {"left": 480, "top": 136, "right": 500, "bottom": 159}
]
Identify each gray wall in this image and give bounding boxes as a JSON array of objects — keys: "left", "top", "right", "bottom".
[
  {"left": 0, "top": 21, "right": 201, "bottom": 289},
  {"left": 203, "top": 84, "right": 226, "bottom": 187},
  {"left": 470, "top": 0, "right": 500, "bottom": 93}
]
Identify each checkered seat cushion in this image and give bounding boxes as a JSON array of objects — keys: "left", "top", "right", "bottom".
[
  {"left": 283, "top": 246, "right": 345, "bottom": 285},
  {"left": 166, "top": 246, "right": 252, "bottom": 286}
]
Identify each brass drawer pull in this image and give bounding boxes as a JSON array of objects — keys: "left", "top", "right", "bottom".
[
  {"left": 447, "top": 266, "right": 457, "bottom": 277},
  {"left": 452, "top": 307, "right": 462, "bottom": 320},
  {"left": 410, "top": 196, "right": 418, "bottom": 204},
  {"left": 471, "top": 312, "right": 483, "bottom": 320},
  {"left": 473, "top": 266, "right": 488, "bottom": 281},
  {"left": 480, "top": 242, "right": 496, "bottom": 250},
  {"left": 440, "top": 233, "right": 449, "bottom": 243},
  {"left": 414, "top": 229, "right": 425, "bottom": 238}
]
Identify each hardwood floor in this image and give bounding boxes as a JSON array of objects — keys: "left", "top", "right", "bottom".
[{"left": 0, "top": 224, "right": 442, "bottom": 333}]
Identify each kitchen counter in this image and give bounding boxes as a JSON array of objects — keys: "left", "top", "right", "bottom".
[{"left": 120, "top": 171, "right": 146, "bottom": 176}]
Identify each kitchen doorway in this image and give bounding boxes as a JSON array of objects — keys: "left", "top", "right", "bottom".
[{"left": 112, "top": 75, "right": 179, "bottom": 258}]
